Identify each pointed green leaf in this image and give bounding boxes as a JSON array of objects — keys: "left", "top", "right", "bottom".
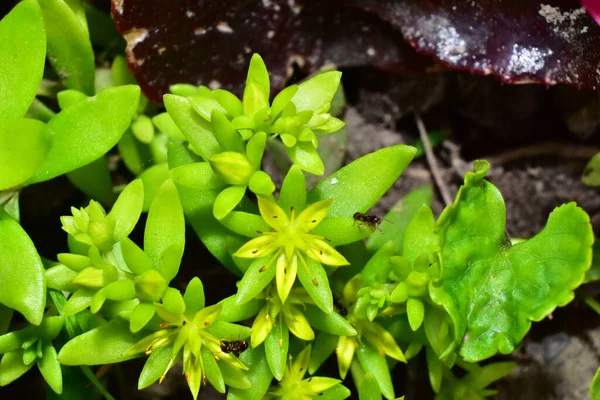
[
  {"left": 145, "top": 179, "right": 185, "bottom": 271},
  {"left": 37, "top": 343, "right": 62, "bottom": 394},
  {"left": 236, "top": 257, "right": 276, "bottom": 305},
  {"left": 304, "top": 306, "right": 356, "bottom": 337},
  {"left": 62, "top": 288, "right": 93, "bottom": 317},
  {"left": 170, "top": 162, "right": 225, "bottom": 190},
  {"left": 249, "top": 171, "right": 276, "bottom": 196},
  {"left": 426, "top": 347, "right": 443, "bottom": 393},
  {"left": 0, "top": 118, "right": 50, "bottom": 190},
  {"left": 243, "top": 54, "right": 270, "bottom": 118},
  {"left": 31, "top": 85, "right": 140, "bottom": 183},
  {"left": 205, "top": 321, "right": 251, "bottom": 340},
  {"left": 430, "top": 161, "right": 594, "bottom": 362},
  {"left": 462, "top": 361, "right": 516, "bottom": 390},
  {"left": 358, "top": 372, "right": 381, "bottom": 400},
  {"left": 362, "top": 241, "right": 396, "bottom": 286},
  {"left": 220, "top": 360, "right": 251, "bottom": 389},
  {"left": 265, "top": 318, "right": 289, "bottom": 381},
  {"left": 164, "top": 94, "right": 220, "bottom": 159},
  {"left": 297, "top": 256, "right": 333, "bottom": 314},
  {"left": 0, "top": 210, "right": 45, "bottom": 325},
  {"left": 0, "top": 0, "right": 46, "bottom": 119},
  {"left": 219, "top": 211, "right": 271, "bottom": 238},
  {"left": 183, "top": 277, "right": 205, "bottom": 318},
  {"left": 58, "top": 319, "right": 144, "bottom": 365},
  {"left": 591, "top": 367, "right": 600, "bottom": 400},
  {"left": 583, "top": 152, "right": 600, "bottom": 186},
  {"left": 57, "top": 89, "right": 88, "bottom": 110},
  {"left": 138, "top": 345, "right": 172, "bottom": 389},
  {"left": 407, "top": 298, "right": 425, "bottom": 331},
  {"left": 120, "top": 237, "right": 153, "bottom": 275},
  {"left": 309, "top": 332, "right": 337, "bottom": 374},
  {"left": 0, "top": 350, "right": 35, "bottom": 386},
  {"left": 308, "top": 145, "right": 416, "bottom": 217},
  {"left": 287, "top": 143, "right": 324, "bottom": 176},
  {"left": 38, "top": 0, "right": 95, "bottom": 95},
  {"left": 367, "top": 186, "right": 433, "bottom": 254},
  {"left": 292, "top": 71, "right": 341, "bottom": 114},
  {"left": 130, "top": 302, "right": 156, "bottom": 333},
  {"left": 279, "top": 165, "right": 307, "bottom": 213},
  {"left": 108, "top": 179, "right": 144, "bottom": 241},
  {"left": 211, "top": 110, "right": 245, "bottom": 153},
  {"left": 67, "top": 157, "right": 116, "bottom": 206},
  {"left": 319, "top": 384, "right": 352, "bottom": 400},
  {"left": 201, "top": 347, "right": 225, "bottom": 393},
  {"left": 356, "top": 343, "right": 395, "bottom": 400},
  {"left": 227, "top": 346, "right": 272, "bottom": 400},
  {"left": 139, "top": 162, "right": 170, "bottom": 211},
  {"left": 218, "top": 295, "right": 263, "bottom": 323},
  {"left": 246, "top": 131, "right": 267, "bottom": 170},
  {"left": 214, "top": 185, "right": 247, "bottom": 220},
  {"left": 152, "top": 112, "right": 186, "bottom": 141}
]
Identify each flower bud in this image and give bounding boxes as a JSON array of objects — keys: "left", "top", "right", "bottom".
[
  {"left": 135, "top": 269, "right": 168, "bottom": 302},
  {"left": 208, "top": 151, "right": 255, "bottom": 186}
]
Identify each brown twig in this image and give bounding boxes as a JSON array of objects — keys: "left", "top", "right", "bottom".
[
  {"left": 473, "top": 142, "right": 600, "bottom": 166},
  {"left": 415, "top": 113, "right": 453, "bottom": 207}
]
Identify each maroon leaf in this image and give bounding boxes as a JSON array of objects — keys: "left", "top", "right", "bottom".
[
  {"left": 111, "top": 0, "right": 431, "bottom": 102},
  {"left": 350, "top": 0, "right": 600, "bottom": 89}
]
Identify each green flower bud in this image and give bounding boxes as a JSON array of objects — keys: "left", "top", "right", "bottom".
[
  {"left": 135, "top": 269, "right": 168, "bottom": 302},
  {"left": 208, "top": 151, "right": 255, "bottom": 186}
]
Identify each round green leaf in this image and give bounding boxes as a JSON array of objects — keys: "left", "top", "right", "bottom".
[
  {"left": 0, "top": 118, "right": 50, "bottom": 190},
  {"left": 308, "top": 145, "right": 416, "bottom": 217},
  {"left": 30, "top": 85, "right": 141, "bottom": 183},
  {"left": 0, "top": 0, "right": 46, "bottom": 118},
  {"left": 162, "top": 287, "right": 185, "bottom": 315},
  {"left": 58, "top": 319, "right": 144, "bottom": 365},
  {"left": 38, "top": 0, "right": 95, "bottom": 95},
  {"left": 56, "top": 89, "right": 88, "bottom": 110},
  {"left": 0, "top": 210, "right": 45, "bottom": 325},
  {"left": 248, "top": 171, "right": 276, "bottom": 196}
]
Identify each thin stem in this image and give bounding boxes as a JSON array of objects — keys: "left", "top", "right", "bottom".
[
  {"left": 414, "top": 113, "right": 453, "bottom": 207},
  {"left": 584, "top": 296, "right": 600, "bottom": 316}
]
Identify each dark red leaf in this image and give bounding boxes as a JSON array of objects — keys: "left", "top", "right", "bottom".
[
  {"left": 111, "top": 0, "right": 432, "bottom": 103},
  {"left": 351, "top": 0, "right": 600, "bottom": 89}
]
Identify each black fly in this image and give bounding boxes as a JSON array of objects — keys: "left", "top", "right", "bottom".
[{"left": 220, "top": 340, "right": 249, "bottom": 356}]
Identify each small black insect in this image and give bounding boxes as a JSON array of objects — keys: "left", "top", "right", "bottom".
[
  {"left": 353, "top": 212, "right": 382, "bottom": 231},
  {"left": 334, "top": 297, "right": 347, "bottom": 317},
  {"left": 220, "top": 340, "right": 249, "bottom": 356}
]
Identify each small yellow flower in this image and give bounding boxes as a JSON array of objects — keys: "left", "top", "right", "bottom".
[{"left": 234, "top": 196, "right": 349, "bottom": 303}]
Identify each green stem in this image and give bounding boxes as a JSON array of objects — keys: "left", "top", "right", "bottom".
[
  {"left": 584, "top": 296, "right": 600, "bottom": 316},
  {"left": 49, "top": 290, "right": 116, "bottom": 400}
]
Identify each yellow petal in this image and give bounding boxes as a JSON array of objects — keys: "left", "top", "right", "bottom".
[
  {"left": 304, "top": 238, "right": 349, "bottom": 266},
  {"left": 336, "top": 336, "right": 355, "bottom": 379},
  {"left": 283, "top": 305, "right": 314, "bottom": 341},
  {"left": 276, "top": 253, "right": 297, "bottom": 304},
  {"left": 251, "top": 305, "right": 274, "bottom": 348},
  {"left": 294, "top": 199, "right": 332, "bottom": 233},
  {"left": 257, "top": 196, "right": 289, "bottom": 231},
  {"left": 233, "top": 234, "right": 279, "bottom": 258}
]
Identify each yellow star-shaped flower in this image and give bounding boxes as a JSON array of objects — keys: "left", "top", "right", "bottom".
[{"left": 234, "top": 196, "right": 349, "bottom": 304}]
